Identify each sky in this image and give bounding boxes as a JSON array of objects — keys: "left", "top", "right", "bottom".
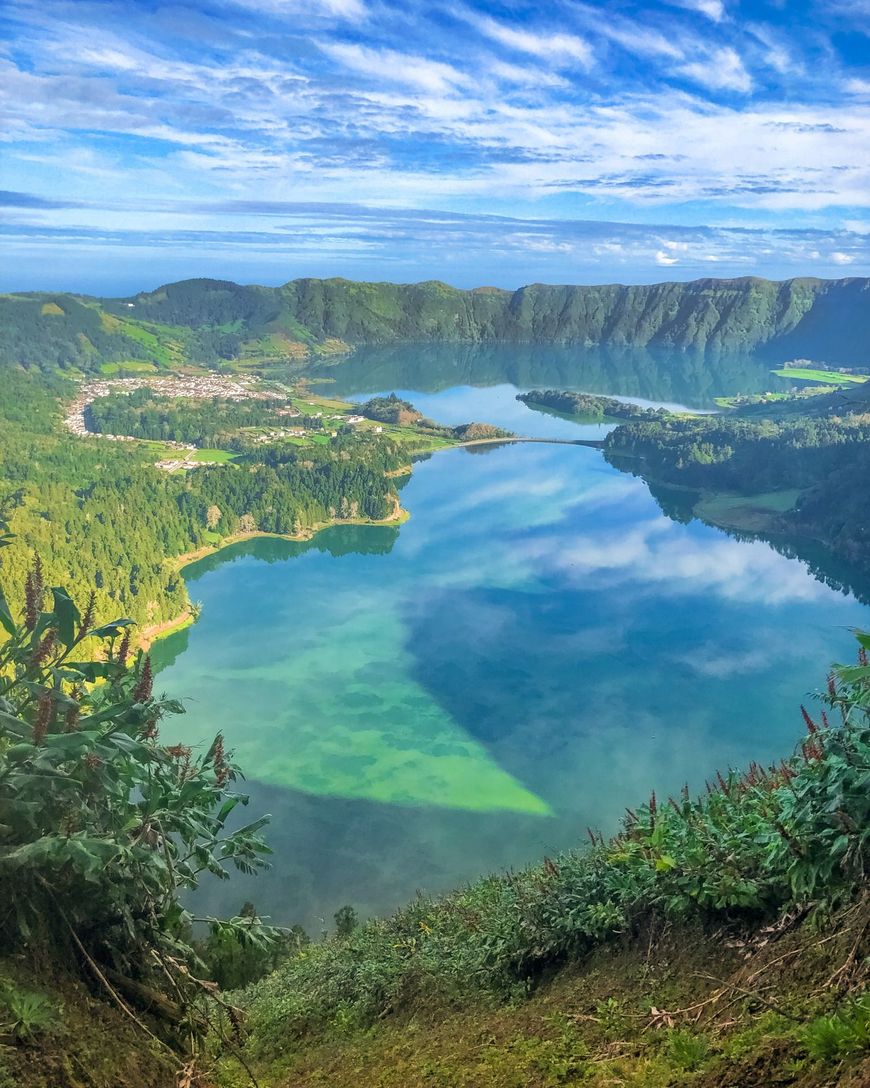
[{"left": 1, "top": 0, "right": 869, "bottom": 294}]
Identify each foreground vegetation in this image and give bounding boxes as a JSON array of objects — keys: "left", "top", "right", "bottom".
[
  {"left": 0, "top": 556, "right": 276, "bottom": 1084},
  {"left": 211, "top": 638, "right": 870, "bottom": 1085}
]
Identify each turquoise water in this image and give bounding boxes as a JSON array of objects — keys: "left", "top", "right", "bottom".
[{"left": 153, "top": 357, "right": 870, "bottom": 931}]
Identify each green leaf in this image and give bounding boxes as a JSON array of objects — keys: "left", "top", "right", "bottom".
[
  {"left": 50, "top": 587, "right": 81, "bottom": 649},
  {"left": 0, "top": 588, "right": 16, "bottom": 638},
  {"left": 0, "top": 711, "right": 31, "bottom": 740},
  {"left": 89, "top": 618, "right": 135, "bottom": 639},
  {"left": 62, "top": 661, "right": 117, "bottom": 682},
  {"left": 215, "top": 795, "right": 243, "bottom": 827}
]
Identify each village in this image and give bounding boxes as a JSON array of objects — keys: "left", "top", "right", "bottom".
[
  {"left": 63, "top": 373, "right": 284, "bottom": 438},
  {"left": 62, "top": 373, "right": 382, "bottom": 470}
]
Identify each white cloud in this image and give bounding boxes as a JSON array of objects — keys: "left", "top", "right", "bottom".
[
  {"left": 677, "top": 47, "right": 752, "bottom": 92},
  {"left": 673, "top": 644, "right": 774, "bottom": 678},
  {"left": 830, "top": 251, "right": 854, "bottom": 264},
  {"left": 319, "top": 42, "right": 471, "bottom": 94},
  {"left": 230, "top": 0, "right": 367, "bottom": 18},
  {"left": 541, "top": 519, "right": 832, "bottom": 606},
  {"left": 666, "top": 0, "right": 726, "bottom": 21},
  {"left": 656, "top": 250, "right": 679, "bottom": 265},
  {"left": 469, "top": 15, "right": 593, "bottom": 67},
  {"left": 487, "top": 61, "right": 569, "bottom": 89}
]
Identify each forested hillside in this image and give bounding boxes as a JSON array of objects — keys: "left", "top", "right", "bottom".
[
  {"left": 605, "top": 387, "right": 870, "bottom": 573},
  {"left": 0, "top": 371, "right": 404, "bottom": 630},
  {"left": 3, "top": 274, "right": 869, "bottom": 370}
]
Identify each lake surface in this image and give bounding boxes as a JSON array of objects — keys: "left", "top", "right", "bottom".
[{"left": 153, "top": 346, "right": 870, "bottom": 932}]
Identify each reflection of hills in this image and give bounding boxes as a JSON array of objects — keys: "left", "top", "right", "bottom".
[
  {"left": 613, "top": 463, "right": 870, "bottom": 606},
  {"left": 184, "top": 525, "right": 400, "bottom": 580},
  {"left": 151, "top": 528, "right": 400, "bottom": 673},
  {"left": 306, "top": 343, "right": 788, "bottom": 408}
]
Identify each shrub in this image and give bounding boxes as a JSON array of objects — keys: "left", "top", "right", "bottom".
[
  {"left": 0, "top": 551, "right": 273, "bottom": 1034},
  {"left": 803, "top": 996, "right": 870, "bottom": 1062},
  {"left": 666, "top": 1029, "right": 711, "bottom": 1071},
  {"left": 0, "top": 981, "right": 58, "bottom": 1043}
]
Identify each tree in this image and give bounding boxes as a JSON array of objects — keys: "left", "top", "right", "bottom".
[{"left": 334, "top": 904, "right": 358, "bottom": 938}]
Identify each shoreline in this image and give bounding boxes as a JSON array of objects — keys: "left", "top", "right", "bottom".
[
  {"left": 139, "top": 438, "right": 602, "bottom": 653},
  {"left": 139, "top": 496, "right": 410, "bottom": 652}
]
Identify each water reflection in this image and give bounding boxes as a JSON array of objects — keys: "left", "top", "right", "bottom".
[
  {"left": 306, "top": 343, "right": 793, "bottom": 408},
  {"left": 155, "top": 439, "right": 870, "bottom": 931}
]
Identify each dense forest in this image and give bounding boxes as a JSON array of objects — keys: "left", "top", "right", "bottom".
[
  {"left": 3, "top": 274, "right": 870, "bottom": 371},
  {"left": 87, "top": 388, "right": 293, "bottom": 447},
  {"left": 605, "top": 399, "right": 870, "bottom": 571},
  {"left": 0, "top": 371, "right": 403, "bottom": 629},
  {"left": 517, "top": 389, "right": 670, "bottom": 420}
]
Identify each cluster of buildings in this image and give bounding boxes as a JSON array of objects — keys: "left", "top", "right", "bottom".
[
  {"left": 156, "top": 457, "right": 203, "bottom": 472},
  {"left": 63, "top": 374, "right": 279, "bottom": 438},
  {"left": 62, "top": 373, "right": 388, "bottom": 471}
]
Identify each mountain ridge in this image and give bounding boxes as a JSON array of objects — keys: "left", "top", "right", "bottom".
[{"left": 2, "top": 274, "right": 869, "bottom": 370}]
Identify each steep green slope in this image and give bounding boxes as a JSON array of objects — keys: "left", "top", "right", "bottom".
[
  {"left": 115, "top": 275, "right": 870, "bottom": 361},
  {"left": 3, "top": 276, "right": 869, "bottom": 371}
]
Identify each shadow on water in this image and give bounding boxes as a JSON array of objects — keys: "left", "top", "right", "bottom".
[{"left": 189, "top": 776, "right": 569, "bottom": 934}]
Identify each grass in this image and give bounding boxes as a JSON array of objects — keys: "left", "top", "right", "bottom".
[
  {"left": 219, "top": 908, "right": 870, "bottom": 1088},
  {"left": 772, "top": 367, "right": 868, "bottom": 385},
  {"left": 131, "top": 439, "right": 191, "bottom": 460},
  {"left": 190, "top": 448, "right": 237, "bottom": 463},
  {"left": 99, "top": 360, "right": 159, "bottom": 376},
  {"left": 283, "top": 391, "right": 462, "bottom": 452}
]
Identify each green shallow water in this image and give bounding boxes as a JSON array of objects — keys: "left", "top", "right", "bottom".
[{"left": 152, "top": 351, "right": 870, "bottom": 930}]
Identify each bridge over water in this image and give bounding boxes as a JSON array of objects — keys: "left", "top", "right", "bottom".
[{"left": 453, "top": 436, "right": 606, "bottom": 450}]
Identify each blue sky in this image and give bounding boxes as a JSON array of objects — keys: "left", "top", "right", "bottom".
[{"left": 1, "top": 0, "right": 869, "bottom": 293}]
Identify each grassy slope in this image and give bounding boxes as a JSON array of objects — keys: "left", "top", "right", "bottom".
[
  {"left": 224, "top": 911, "right": 870, "bottom": 1088},
  {"left": 0, "top": 959, "right": 172, "bottom": 1088},
  {"left": 772, "top": 368, "right": 868, "bottom": 385},
  {"left": 6, "top": 904, "right": 869, "bottom": 1088}
]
